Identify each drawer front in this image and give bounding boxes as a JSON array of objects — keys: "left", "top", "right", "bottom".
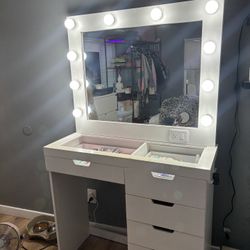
[
  {"left": 128, "top": 220, "right": 204, "bottom": 250},
  {"left": 45, "top": 157, "right": 124, "bottom": 184},
  {"left": 128, "top": 244, "right": 152, "bottom": 250},
  {"left": 126, "top": 195, "right": 205, "bottom": 237},
  {"left": 125, "top": 167, "right": 207, "bottom": 209}
]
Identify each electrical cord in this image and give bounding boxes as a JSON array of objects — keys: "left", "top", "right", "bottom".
[{"left": 222, "top": 14, "right": 250, "bottom": 242}]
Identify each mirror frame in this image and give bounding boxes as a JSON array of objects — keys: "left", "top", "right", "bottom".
[{"left": 66, "top": 0, "right": 224, "bottom": 147}]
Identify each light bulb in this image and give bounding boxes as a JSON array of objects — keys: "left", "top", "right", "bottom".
[
  {"left": 72, "top": 108, "right": 83, "bottom": 118},
  {"left": 203, "top": 41, "right": 216, "bottom": 55},
  {"left": 88, "top": 106, "right": 92, "bottom": 114},
  {"left": 104, "top": 14, "right": 115, "bottom": 26},
  {"left": 201, "top": 115, "right": 213, "bottom": 127},
  {"left": 67, "top": 51, "right": 78, "bottom": 61},
  {"left": 205, "top": 0, "right": 219, "bottom": 15},
  {"left": 64, "top": 18, "right": 76, "bottom": 30},
  {"left": 86, "top": 80, "right": 90, "bottom": 87},
  {"left": 84, "top": 52, "right": 87, "bottom": 60},
  {"left": 69, "top": 80, "right": 81, "bottom": 90},
  {"left": 150, "top": 7, "right": 163, "bottom": 21},
  {"left": 202, "top": 80, "right": 214, "bottom": 92}
]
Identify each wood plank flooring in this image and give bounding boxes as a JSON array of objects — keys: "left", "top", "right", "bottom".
[{"left": 0, "top": 214, "right": 127, "bottom": 250}]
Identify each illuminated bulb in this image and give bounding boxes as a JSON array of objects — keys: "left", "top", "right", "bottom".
[
  {"left": 201, "top": 115, "right": 213, "bottom": 127},
  {"left": 84, "top": 52, "right": 87, "bottom": 60},
  {"left": 64, "top": 18, "right": 76, "bottom": 30},
  {"left": 203, "top": 41, "right": 216, "bottom": 54},
  {"left": 88, "top": 106, "right": 92, "bottom": 114},
  {"left": 86, "top": 80, "right": 90, "bottom": 87},
  {"left": 104, "top": 14, "right": 115, "bottom": 26},
  {"left": 205, "top": 0, "right": 219, "bottom": 15},
  {"left": 202, "top": 80, "right": 214, "bottom": 92},
  {"left": 72, "top": 108, "right": 83, "bottom": 118},
  {"left": 150, "top": 7, "right": 163, "bottom": 21},
  {"left": 67, "top": 51, "right": 78, "bottom": 61},
  {"left": 69, "top": 80, "right": 81, "bottom": 90}
]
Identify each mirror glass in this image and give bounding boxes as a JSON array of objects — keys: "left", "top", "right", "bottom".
[{"left": 83, "top": 21, "right": 202, "bottom": 127}]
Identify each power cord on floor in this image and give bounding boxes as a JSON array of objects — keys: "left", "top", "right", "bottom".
[{"left": 222, "top": 13, "right": 250, "bottom": 243}]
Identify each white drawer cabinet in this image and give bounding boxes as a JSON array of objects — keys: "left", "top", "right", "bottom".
[
  {"left": 125, "top": 167, "right": 208, "bottom": 209},
  {"left": 126, "top": 194, "right": 205, "bottom": 237},
  {"left": 127, "top": 220, "right": 204, "bottom": 250}
]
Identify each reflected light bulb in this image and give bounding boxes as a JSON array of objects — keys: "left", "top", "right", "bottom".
[
  {"left": 205, "top": 0, "right": 219, "bottom": 15},
  {"left": 84, "top": 52, "right": 87, "bottom": 60},
  {"left": 201, "top": 115, "right": 213, "bottom": 127},
  {"left": 67, "top": 51, "right": 78, "bottom": 61},
  {"left": 104, "top": 14, "right": 115, "bottom": 26},
  {"left": 150, "top": 7, "right": 163, "bottom": 21},
  {"left": 69, "top": 80, "right": 80, "bottom": 90},
  {"left": 86, "top": 80, "right": 90, "bottom": 87},
  {"left": 202, "top": 80, "right": 214, "bottom": 92},
  {"left": 88, "top": 106, "right": 92, "bottom": 114},
  {"left": 72, "top": 108, "right": 83, "bottom": 118},
  {"left": 64, "top": 18, "right": 76, "bottom": 30},
  {"left": 203, "top": 41, "right": 216, "bottom": 54}
]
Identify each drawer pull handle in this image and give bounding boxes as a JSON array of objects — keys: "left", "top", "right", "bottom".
[
  {"left": 152, "top": 199, "right": 174, "bottom": 207},
  {"left": 151, "top": 172, "right": 175, "bottom": 181},
  {"left": 153, "top": 226, "right": 174, "bottom": 234},
  {"left": 73, "top": 160, "right": 91, "bottom": 167}
]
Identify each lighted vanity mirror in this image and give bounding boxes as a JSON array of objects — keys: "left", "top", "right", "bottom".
[
  {"left": 66, "top": 1, "right": 224, "bottom": 146},
  {"left": 84, "top": 21, "right": 202, "bottom": 127}
]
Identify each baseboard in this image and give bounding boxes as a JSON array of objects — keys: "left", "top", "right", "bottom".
[
  {"left": 89, "top": 222, "right": 127, "bottom": 244},
  {"left": 0, "top": 204, "right": 127, "bottom": 244},
  {"left": 0, "top": 204, "right": 53, "bottom": 219}
]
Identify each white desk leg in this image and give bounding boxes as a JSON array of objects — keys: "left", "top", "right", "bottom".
[{"left": 49, "top": 172, "right": 89, "bottom": 250}]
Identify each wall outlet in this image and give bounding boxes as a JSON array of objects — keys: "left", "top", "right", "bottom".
[
  {"left": 87, "top": 188, "right": 97, "bottom": 204},
  {"left": 169, "top": 129, "right": 189, "bottom": 144}
]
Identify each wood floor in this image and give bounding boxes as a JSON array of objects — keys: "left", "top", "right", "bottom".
[{"left": 0, "top": 214, "right": 127, "bottom": 250}]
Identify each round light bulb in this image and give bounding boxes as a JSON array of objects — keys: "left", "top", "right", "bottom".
[
  {"left": 150, "top": 7, "right": 163, "bottom": 21},
  {"left": 86, "top": 80, "right": 90, "bottom": 87},
  {"left": 72, "top": 108, "right": 83, "bottom": 118},
  {"left": 69, "top": 80, "right": 81, "bottom": 90},
  {"left": 88, "top": 106, "right": 92, "bottom": 114},
  {"left": 64, "top": 18, "right": 76, "bottom": 30},
  {"left": 104, "top": 14, "right": 115, "bottom": 26},
  {"left": 84, "top": 52, "right": 87, "bottom": 60},
  {"left": 201, "top": 115, "right": 213, "bottom": 127},
  {"left": 205, "top": 0, "right": 219, "bottom": 15},
  {"left": 67, "top": 51, "right": 78, "bottom": 61},
  {"left": 202, "top": 80, "right": 214, "bottom": 92},
  {"left": 203, "top": 41, "right": 216, "bottom": 55}
]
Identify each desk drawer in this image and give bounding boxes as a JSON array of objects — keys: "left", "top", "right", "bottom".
[
  {"left": 45, "top": 157, "right": 124, "bottom": 184},
  {"left": 125, "top": 167, "right": 207, "bottom": 209},
  {"left": 128, "top": 244, "right": 151, "bottom": 250},
  {"left": 126, "top": 195, "right": 205, "bottom": 237},
  {"left": 128, "top": 220, "right": 204, "bottom": 250}
]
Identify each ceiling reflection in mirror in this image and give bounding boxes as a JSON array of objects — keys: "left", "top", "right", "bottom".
[{"left": 83, "top": 21, "right": 202, "bottom": 127}]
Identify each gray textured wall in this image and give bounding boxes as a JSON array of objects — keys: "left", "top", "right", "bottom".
[{"left": 0, "top": 0, "right": 250, "bottom": 249}]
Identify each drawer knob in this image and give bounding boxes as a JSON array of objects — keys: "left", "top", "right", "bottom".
[
  {"left": 151, "top": 171, "right": 175, "bottom": 181},
  {"left": 73, "top": 160, "right": 91, "bottom": 167}
]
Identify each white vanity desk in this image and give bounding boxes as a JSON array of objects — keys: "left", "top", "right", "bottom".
[
  {"left": 44, "top": 0, "right": 225, "bottom": 249},
  {"left": 44, "top": 132, "right": 217, "bottom": 250}
]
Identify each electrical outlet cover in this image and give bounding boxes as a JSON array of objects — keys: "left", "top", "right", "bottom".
[{"left": 87, "top": 189, "right": 97, "bottom": 204}]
